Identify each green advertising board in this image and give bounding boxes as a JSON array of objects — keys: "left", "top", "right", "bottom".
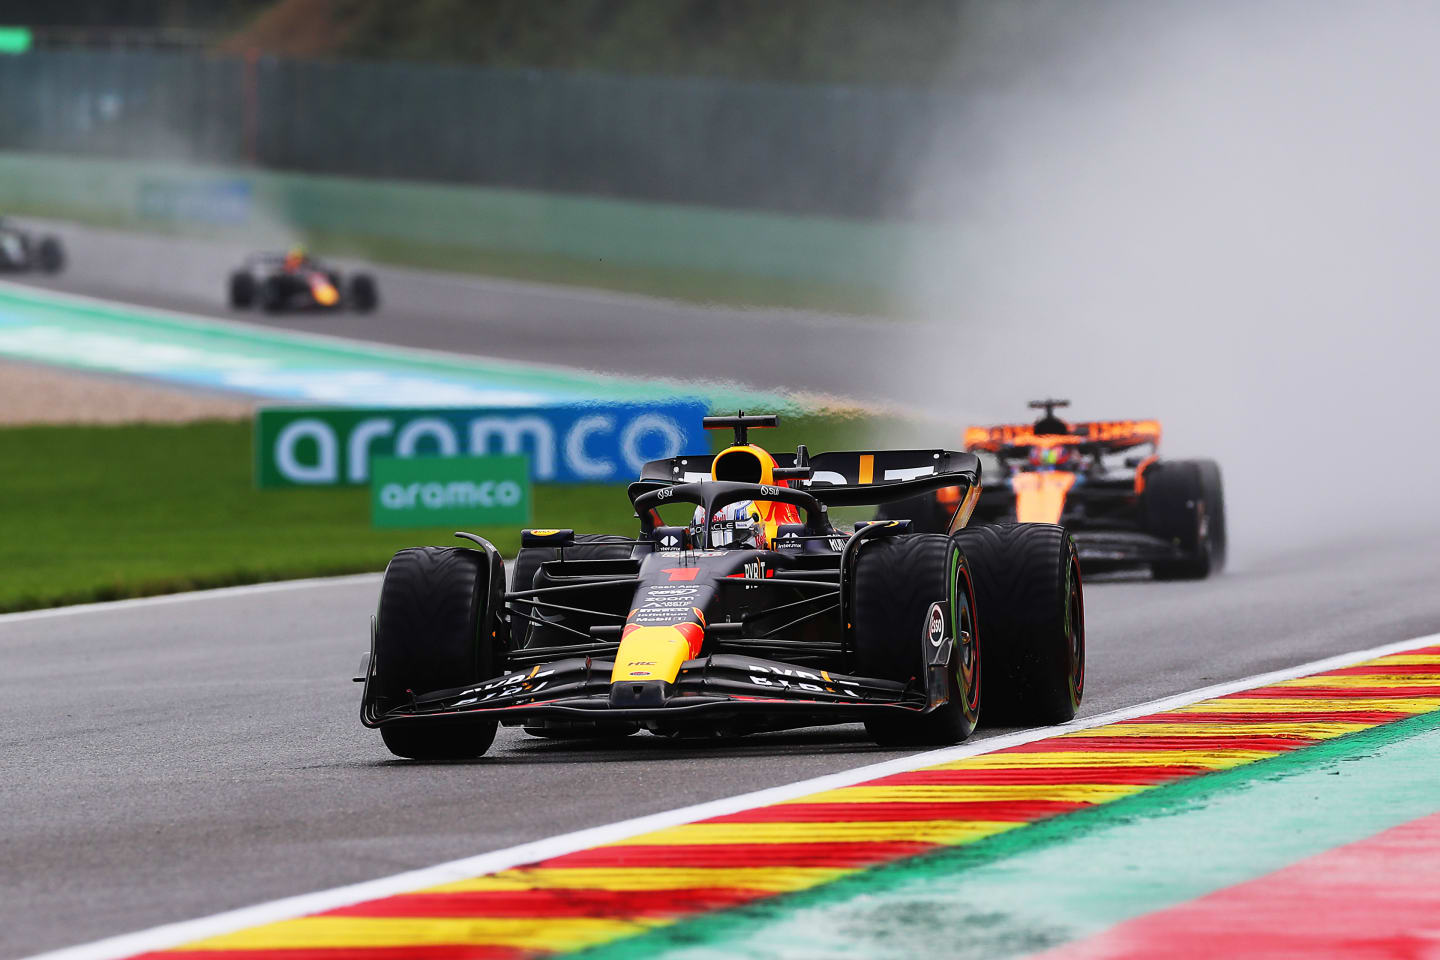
[{"left": 370, "top": 455, "right": 531, "bottom": 529}]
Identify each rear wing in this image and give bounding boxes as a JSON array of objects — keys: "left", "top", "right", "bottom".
[
  {"left": 640, "top": 448, "right": 980, "bottom": 505},
  {"left": 964, "top": 419, "right": 1161, "bottom": 454}
]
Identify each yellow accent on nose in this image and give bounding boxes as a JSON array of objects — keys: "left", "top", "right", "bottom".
[
  {"left": 610, "top": 623, "right": 702, "bottom": 684},
  {"left": 313, "top": 282, "right": 339, "bottom": 305}
]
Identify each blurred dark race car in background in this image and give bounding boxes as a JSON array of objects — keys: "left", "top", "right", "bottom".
[
  {"left": 884, "top": 400, "right": 1226, "bottom": 579},
  {"left": 0, "top": 218, "right": 65, "bottom": 273},
  {"left": 228, "top": 248, "right": 378, "bottom": 313}
]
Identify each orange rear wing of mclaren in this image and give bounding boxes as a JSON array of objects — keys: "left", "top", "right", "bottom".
[{"left": 964, "top": 419, "right": 1162, "bottom": 453}]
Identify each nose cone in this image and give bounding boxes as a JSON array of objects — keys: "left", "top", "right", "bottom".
[
  {"left": 311, "top": 278, "right": 340, "bottom": 306},
  {"left": 610, "top": 622, "right": 703, "bottom": 685}
]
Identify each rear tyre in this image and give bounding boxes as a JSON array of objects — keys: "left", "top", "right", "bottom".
[
  {"left": 371, "top": 546, "right": 502, "bottom": 760},
  {"left": 853, "top": 534, "right": 980, "bottom": 747},
  {"left": 348, "top": 273, "right": 379, "bottom": 312},
  {"left": 952, "top": 523, "right": 1083, "bottom": 726},
  {"left": 510, "top": 534, "right": 633, "bottom": 647},
  {"left": 1145, "top": 460, "right": 1224, "bottom": 580},
  {"left": 1197, "top": 460, "right": 1227, "bottom": 573},
  {"left": 36, "top": 236, "right": 64, "bottom": 273},
  {"left": 228, "top": 271, "right": 255, "bottom": 308}
]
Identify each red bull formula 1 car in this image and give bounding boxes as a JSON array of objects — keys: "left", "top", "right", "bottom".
[
  {"left": 889, "top": 400, "right": 1225, "bottom": 579},
  {"left": 358, "top": 413, "right": 1086, "bottom": 759},
  {"left": 228, "top": 250, "right": 377, "bottom": 313}
]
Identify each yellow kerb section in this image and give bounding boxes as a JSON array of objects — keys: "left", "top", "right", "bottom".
[
  {"left": 794, "top": 783, "right": 1146, "bottom": 804},
  {"left": 937, "top": 749, "right": 1283, "bottom": 769},
  {"left": 612, "top": 820, "right": 1018, "bottom": 846},
  {"left": 1061, "top": 721, "right": 1370, "bottom": 739},
  {"left": 432, "top": 866, "right": 854, "bottom": 893},
  {"left": 1273, "top": 675, "right": 1440, "bottom": 688},
  {"left": 1175, "top": 697, "right": 1440, "bottom": 713},
  {"left": 179, "top": 915, "right": 660, "bottom": 952}
]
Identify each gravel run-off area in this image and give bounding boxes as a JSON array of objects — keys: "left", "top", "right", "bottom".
[{"left": 0, "top": 359, "right": 255, "bottom": 425}]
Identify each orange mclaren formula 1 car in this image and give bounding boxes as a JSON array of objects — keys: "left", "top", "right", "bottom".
[
  {"left": 884, "top": 400, "right": 1225, "bottom": 579},
  {"left": 358, "top": 413, "right": 1085, "bottom": 759}
]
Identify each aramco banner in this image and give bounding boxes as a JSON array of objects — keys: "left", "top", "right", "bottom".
[
  {"left": 255, "top": 402, "right": 708, "bottom": 487},
  {"left": 370, "top": 455, "right": 531, "bottom": 528}
]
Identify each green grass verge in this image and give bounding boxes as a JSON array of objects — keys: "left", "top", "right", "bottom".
[
  {"left": 0, "top": 419, "right": 629, "bottom": 613},
  {"left": 1, "top": 411, "right": 909, "bottom": 612}
]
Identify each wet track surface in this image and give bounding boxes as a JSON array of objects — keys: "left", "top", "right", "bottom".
[
  {"left": 6, "top": 221, "right": 907, "bottom": 406},
  {"left": 3, "top": 530, "right": 1439, "bottom": 956},
  {"left": 4, "top": 220, "right": 1440, "bottom": 956}
]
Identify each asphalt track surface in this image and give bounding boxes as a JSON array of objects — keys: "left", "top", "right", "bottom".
[
  {"left": 5, "top": 220, "right": 904, "bottom": 405},
  {"left": 5, "top": 221, "right": 1440, "bottom": 957},
  {"left": 5, "top": 528, "right": 1440, "bottom": 958}
]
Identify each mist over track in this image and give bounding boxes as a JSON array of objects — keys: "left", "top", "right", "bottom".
[{"left": 6, "top": 220, "right": 908, "bottom": 409}]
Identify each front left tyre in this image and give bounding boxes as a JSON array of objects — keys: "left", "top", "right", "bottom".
[
  {"left": 370, "top": 546, "right": 504, "bottom": 760},
  {"left": 852, "top": 534, "right": 980, "bottom": 747}
]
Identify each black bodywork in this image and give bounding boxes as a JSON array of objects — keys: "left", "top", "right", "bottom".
[
  {"left": 0, "top": 219, "right": 64, "bottom": 273},
  {"left": 361, "top": 441, "right": 982, "bottom": 738},
  {"left": 228, "top": 253, "right": 377, "bottom": 313}
]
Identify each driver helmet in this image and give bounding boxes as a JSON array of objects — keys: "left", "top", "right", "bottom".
[
  {"left": 1029, "top": 444, "right": 1075, "bottom": 469},
  {"left": 283, "top": 246, "right": 307, "bottom": 271},
  {"left": 690, "top": 500, "right": 769, "bottom": 549}
]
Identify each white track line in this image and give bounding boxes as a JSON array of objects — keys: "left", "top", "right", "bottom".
[
  {"left": 0, "top": 573, "right": 381, "bottom": 627},
  {"left": 23, "top": 630, "right": 1440, "bottom": 960}
]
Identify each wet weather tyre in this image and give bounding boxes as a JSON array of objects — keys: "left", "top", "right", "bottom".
[
  {"left": 952, "top": 523, "right": 1083, "bottom": 726},
  {"left": 510, "top": 534, "right": 633, "bottom": 648},
  {"left": 348, "top": 273, "right": 378, "bottom": 312},
  {"left": 372, "top": 546, "right": 500, "bottom": 760},
  {"left": 1144, "top": 460, "right": 1223, "bottom": 580},
  {"left": 852, "top": 534, "right": 980, "bottom": 747},
  {"left": 1197, "top": 460, "right": 1226, "bottom": 573},
  {"left": 228, "top": 271, "right": 255, "bottom": 308},
  {"left": 36, "top": 236, "right": 64, "bottom": 273}
]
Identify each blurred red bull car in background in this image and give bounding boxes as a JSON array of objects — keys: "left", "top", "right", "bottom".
[
  {"left": 883, "top": 399, "right": 1226, "bottom": 579},
  {"left": 228, "top": 248, "right": 378, "bottom": 313}
]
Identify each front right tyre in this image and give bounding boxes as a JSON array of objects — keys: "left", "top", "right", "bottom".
[
  {"left": 369, "top": 546, "right": 504, "bottom": 760},
  {"left": 852, "top": 534, "right": 980, "bottom": 747}
]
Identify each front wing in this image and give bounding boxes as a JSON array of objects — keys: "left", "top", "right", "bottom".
[
  {"left": 363, "top": 653, "right": 937, "bottom": 728},
  {"left": 1073, "top": 530, "right": 1187, "bottom": 567}
]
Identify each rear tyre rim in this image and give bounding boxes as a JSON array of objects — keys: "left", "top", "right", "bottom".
[
  {"left": 1065, "top": 550, "right": 1085, "bottom": 706},
  {"left": 955, "top": 580, "right": 979, "bottom": 723}
]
